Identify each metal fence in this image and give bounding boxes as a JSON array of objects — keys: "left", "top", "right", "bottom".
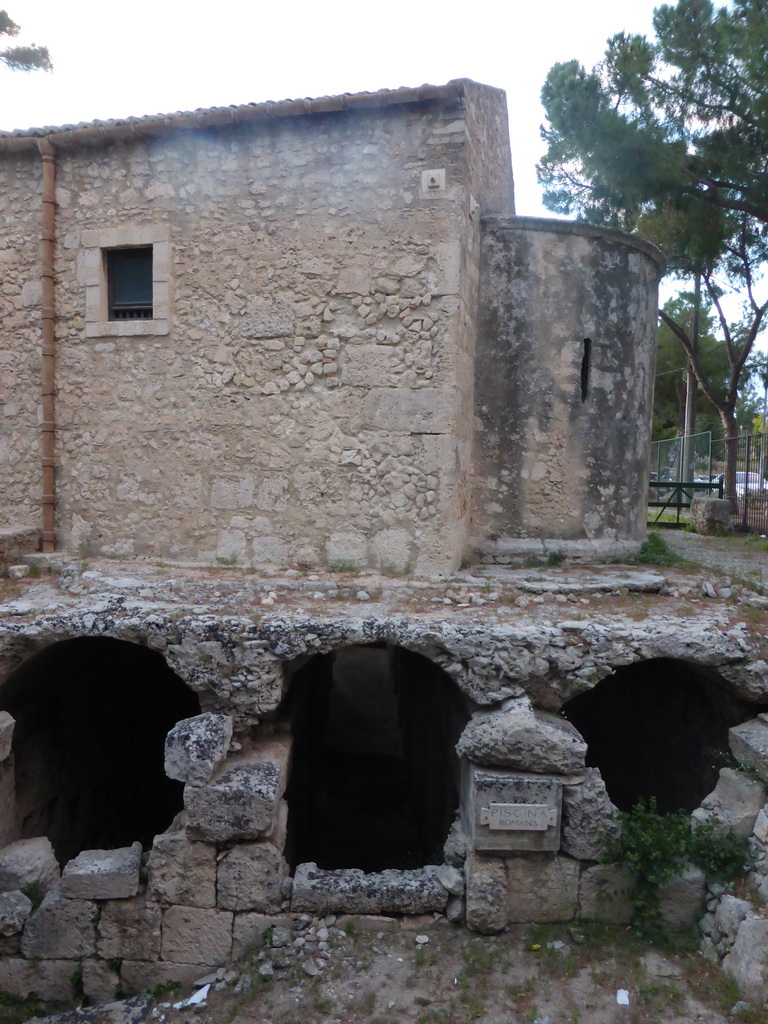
[
  {"left": 711, "top": 433, "right": 768, "bottom": 535},
  {"left": 650, "top": 431, "right": 713, "bottom": 485}
]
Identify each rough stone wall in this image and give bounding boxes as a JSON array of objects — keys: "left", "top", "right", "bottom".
[
  {"left": 471, "top": 218, "right": 663, "bottom": 559},
  {"left": 0, "top": 152, "right": 43, "bottom": 532},
  {"left": 12, "top": 91, "right": 504, "bottom": 575}
]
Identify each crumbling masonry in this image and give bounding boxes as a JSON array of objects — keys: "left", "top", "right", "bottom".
[{"left": 1, "top": 79, "right": 768, "bottom": 1007}]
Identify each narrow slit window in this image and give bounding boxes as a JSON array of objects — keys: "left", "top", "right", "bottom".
[
  {"left": 580, "top": 338, "right": 591, "bottom": 403},
  {"left": 107, "top": 247, "right": 153, "bottom": 320}
]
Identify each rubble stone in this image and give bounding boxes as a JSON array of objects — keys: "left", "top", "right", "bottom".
[
  {"left": 0, "top": 835, "right": 60, "bottom": 894},
  {"left": 164, "top": 713, "right": 233, "bottom": 785},
  {"left": 561, "top": 769, "right": 620, "bottom": 860},
  {"left": 729, "top": 718, "right": 768, "bottom": 775},
  {"left": 27, "top": 995, "right": 154, "bottom": 1024},
  {"left": 690, "top": 497, "right": 732, "bottom": 536},
  {"left": 0, "top": 710, "right": 14, "bottom": 760},
  {"left": 456, "top": 699, "right": 586, "bottom": 773},
  {"left": 0, "top": 889, "right": 32, "bottom": 935},
  {"left": 61, "top": 842, "right": 142, "bottom": 899},
  {"left": 291, "top": 863, "right": 448, "bottom": 916},
  {"left": 714, "top": 894, "right": 752, "bottom": 946},
  {"left": 185, "top": 738, "right": 290, "bottom": 841},
  {"left": 723, "top": 917, "right": 768, "bottom": 1003},
  {"left": 691, "top": 768, "right": 765, "bottom": 838}
]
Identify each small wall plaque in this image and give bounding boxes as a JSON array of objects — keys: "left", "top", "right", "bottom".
[
  {"left": 480, "top": 803, "right": 558, "bottom": 831},
  {"left": 461, "top": 761, "right": 563, "bottom": 852}
]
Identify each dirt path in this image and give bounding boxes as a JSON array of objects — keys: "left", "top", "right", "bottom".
[{"left": 141, "top": 919, "right": 760, "bottom": 1024}]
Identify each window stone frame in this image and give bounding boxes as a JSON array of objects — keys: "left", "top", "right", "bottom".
[{"left": 81, "top": 225, "right": 171, "bottom": 337}]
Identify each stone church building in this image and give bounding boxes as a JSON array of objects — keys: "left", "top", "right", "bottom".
[
  {"left": 0, "top": 77, "right": 662, "bottom": 574},
  {"left": 5, "top": 81, "right": 764, "bottom": 1009}
]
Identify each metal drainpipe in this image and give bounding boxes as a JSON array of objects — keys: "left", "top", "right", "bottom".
[{"left": 37, "top": 138, "right": 56, "bottom": 552}]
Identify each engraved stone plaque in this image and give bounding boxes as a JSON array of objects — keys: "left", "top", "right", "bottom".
[
  {"left": 461, "top": 761, "right": 563, "bottom": 853},
  {"left": 480, "top": 803, "right": 558, "bottom": 831}
]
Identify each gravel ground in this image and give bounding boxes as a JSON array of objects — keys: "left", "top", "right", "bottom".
[{"left": 658, "top": 531, "right": 768, "bottom": 590}]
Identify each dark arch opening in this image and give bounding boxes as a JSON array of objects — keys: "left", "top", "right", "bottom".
[
  {"left": 0, "top": 636, "right": 200, "bottom": 865},
  {"left": 281, "top": 644, "right": 468, "bottom": 872},
  {"left": 562, "top": 657, "right": 766, "bottom": 814}
]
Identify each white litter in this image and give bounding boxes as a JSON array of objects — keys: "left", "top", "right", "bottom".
[
  {"left": 415, "top": 934, "right": 429, "bottom": 944},
  {"left": 173, "top": 983, "right": 210, "bottom": 1009},
  {"left": 616, "top": 989, "right": 630, "bottom": 1005}
]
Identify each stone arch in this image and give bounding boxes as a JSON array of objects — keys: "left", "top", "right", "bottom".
[
  {"left": 280, "top": 643, "right": 469, "bottom": 872},
  {"left": 0, "top": 636, "right": 200, "bottom": 864},
  {"left": 561, "top": 657, "right": 766, "bottom": 814}
]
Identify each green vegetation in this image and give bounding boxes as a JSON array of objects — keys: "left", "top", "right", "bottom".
[
  {"left": 604, "top": 797, "right": 752, "bottom": 940},
  {"left": 630, "top": 532, "right": 682, "bottom": 567},
  {"left": 0, "top": 10, "right": 51, "bottom": 71}
]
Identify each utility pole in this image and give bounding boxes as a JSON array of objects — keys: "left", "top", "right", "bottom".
[{"left": 681, "top": 271, "right": 701, "bottom": 482}]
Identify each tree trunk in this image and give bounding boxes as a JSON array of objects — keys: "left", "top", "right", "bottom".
[{"left": 720, "top": 411, "right": 740, "bottom": 514}]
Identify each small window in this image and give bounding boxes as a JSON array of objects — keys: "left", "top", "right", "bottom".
[{"left": 107, "top": 248, "right": 153, "bottom": 320}]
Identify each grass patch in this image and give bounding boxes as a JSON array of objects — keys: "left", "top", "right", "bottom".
[{"left": 631, "top": 532, "right": 682, "bottom": 566}]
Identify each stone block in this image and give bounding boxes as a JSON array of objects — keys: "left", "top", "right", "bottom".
[
  {"left": 241, "top": 301, "right": 294, "bottom": 338},
  {"left": 185, "top": 737, "right": 291, "bottom": 842},
  {"left": 0, "top": 957, "right": 75, "bottom": 1001},
  {"left": 83, "top": 959, "right": 121, "bottom": 1004},
  {"left": 335, "top": 267, "right": 371, "bottom": 295},
  {"left": 506, "top": 854, "right": 580, "bottom": 923},
  {"left": 0, "top": 835, "right": 60, "bottom": 893},
  {"left": 21, "top": 889, "right": 97, "bottom": 958},
  {"left": 217, "top": 841, "right": 284, "bottom": 912},
  {"left": 0, "top": 888, "right": 32, "bottom": 935},
  {"left": 98, "top": 895, "right": 162, "bottom": 960},
  {"left": 723, "top": 917, "right": 768, "bottom": 1003},
  {"left": 361, "top": 387, "right": 455, "bottom": 435},
  {"left": 160, "top": 906, "right": 233, "bottom": 966},
  {"left": 691, "top": 768, "right": 766, "bottom": 838},
  {"left": 578, "top": 863, "right": 634, "bottom": 924},
  {"left": 0, "top": 710, "right": 14, "bottom": 760},
  {"left": 464, "top": 850, "right": 508, "bottom": 934},
  {"left": 147, "top": 830, "right": 217, "bottom": 908},
  {"left": 342, "top": 345, "right": 394, "bottom": 386},
  {"left": 120, "top": 960, "right": 208, "bottom": 997},
  {"left": 232, "top": 912, "right": 293, "bottom": 959},
  {"left": 690, "top": 497, "right": 732, "bottom": 536},
  {"left": 730, "top": 718, "right": 768, "bottom": 775},
  {"left": 658, "top": 865, "right": 706, "bottom": 931},
  {"left": 291, "top": 863, "right": 448, "bottom": 916},
  {"left": 164, "top": 713, "right": 233, "bottom": 785},
  {"left": 0, "top": 755, "right": 18, "bottom": 847},
  {"left": 461, "top": 761, "right": 562, "bottom": 853},
  {"left": 561, "top": 769, "right": 620, "bottom": 860},
  {"left": 457, "top": 699, "right": 587, "bottom": 774},
  {"left": 62, "top": 842, "right": 142, "bottom": 899},
  {"left": 714, "top": 894, "right": 752, "bottom": 946}
]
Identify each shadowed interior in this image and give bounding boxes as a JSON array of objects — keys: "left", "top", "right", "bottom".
[
  {"left": 562, "top": 657, "right": 765, "bottom": 814},
  {"left": 0, "top": 636, "right": 200, "bottom": 865},
  {"left": 282, "top": 644, "right": 468, "bottom": 872}
]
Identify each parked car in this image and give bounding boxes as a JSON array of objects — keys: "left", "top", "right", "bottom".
[{"left": 735, "top": 472, "right": 765, "bottom": 495}]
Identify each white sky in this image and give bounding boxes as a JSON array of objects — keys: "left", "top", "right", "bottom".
[
  {"left": 4, "top": 0, "right": 764, "bottom": 353},
  {"left": 1, "top": 0, "right": 661, "bottom": 217}
]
